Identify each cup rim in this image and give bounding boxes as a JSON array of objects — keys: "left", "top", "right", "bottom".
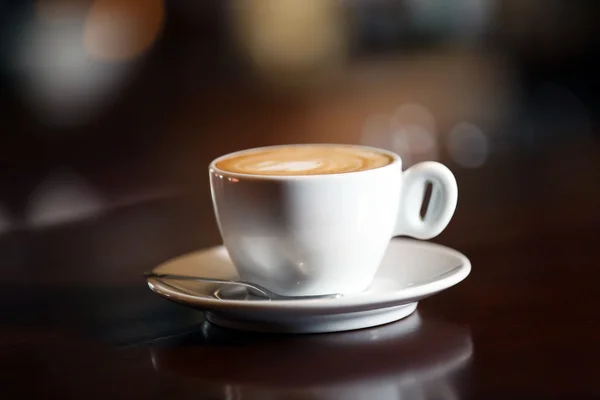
[{"left": 209, "top": 143, "right": 402, "bottom": 180}]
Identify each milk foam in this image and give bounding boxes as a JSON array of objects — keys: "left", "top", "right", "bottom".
[
  {"left": 255, "top": 160, "right": 323, "bottom": 172},
  {"left": 216, "top": 145, "right": 393, "bottom": 176}
]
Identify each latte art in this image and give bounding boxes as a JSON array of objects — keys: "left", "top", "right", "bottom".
[{"left": 216, "top": 145, "right": 394, "bottom": 175}]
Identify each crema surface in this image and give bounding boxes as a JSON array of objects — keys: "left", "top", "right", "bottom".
[{"left": 216, "top": 146, "right": 393, "bottom": 175}]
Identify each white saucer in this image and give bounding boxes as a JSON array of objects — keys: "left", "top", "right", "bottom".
[{"left": 147, "top": 238, "right": 470, "bottom": 333}]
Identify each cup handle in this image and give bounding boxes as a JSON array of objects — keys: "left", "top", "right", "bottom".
[{"left": 393, "top": 161, "right": 458, "bottom": 239}]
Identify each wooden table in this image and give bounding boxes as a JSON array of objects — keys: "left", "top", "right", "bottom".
[{"left": 2, "top": 140, "right": 600, "bottom": 399}]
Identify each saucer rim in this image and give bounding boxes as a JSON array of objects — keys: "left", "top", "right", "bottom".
[{"left": 147, "top": 238, "right": 470, "bottom": 315}]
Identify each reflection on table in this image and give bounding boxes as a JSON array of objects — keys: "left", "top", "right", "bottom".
[{"left": 150, "top": 313, "right": 472, "bottom": 400}]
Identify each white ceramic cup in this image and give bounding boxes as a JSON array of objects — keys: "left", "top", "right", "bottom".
[{"left": 209, "top": 144, "right": 458, "bottom": 297}]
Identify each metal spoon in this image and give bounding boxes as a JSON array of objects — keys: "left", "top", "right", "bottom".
[{"left": 144, "top": 271, "right": 343, "bottom": 301}]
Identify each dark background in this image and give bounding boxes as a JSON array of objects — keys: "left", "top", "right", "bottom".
[
  {"left": 1, "top": 1, "right": 599, "bottom": 277},
  {"left": 1, "top": 1, "right": 600, "bottom": 398}
]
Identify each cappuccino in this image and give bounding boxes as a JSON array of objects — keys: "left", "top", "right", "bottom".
[
  {"left": 210, "top": 143, "right": 458, "bottom": 297},
  {"left": 215, "top": 145, "right": 394, "bottom": 176}
]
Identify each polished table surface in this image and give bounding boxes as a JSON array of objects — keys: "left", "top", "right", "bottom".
[{"left": 2, "top": 140, "right": 600, "bottom": 399}]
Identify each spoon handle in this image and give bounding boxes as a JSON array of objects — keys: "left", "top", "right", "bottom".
[
  {"left": 144, "top": 271, "right": 342, "bottom": 300},
  {"left": 144, "top": 271, "right": 272, "bottom": 299}
]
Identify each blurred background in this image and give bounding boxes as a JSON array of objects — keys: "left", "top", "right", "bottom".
[{"left": 0, "top": 0, "right": 599, "bottom": 285}]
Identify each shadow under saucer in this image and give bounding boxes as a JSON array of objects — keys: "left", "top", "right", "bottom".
[{"left": 150, "top": 312, "right": 473, "bottom": 399}]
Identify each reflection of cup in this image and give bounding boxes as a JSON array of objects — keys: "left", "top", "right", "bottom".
[
  {"left": 150, "top": 312, "right": 472, "bottom": 399},
  {"left": 210, "top": 144, "right": 458, "bottom": 297}
]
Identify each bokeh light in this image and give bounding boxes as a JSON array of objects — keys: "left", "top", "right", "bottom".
[
  {"left": 362, "top": 113, "right": 393, "bottom": 149},
  {"left": 447, "top": 122, "right": 489, "bottom": 168},
  {"left": 12, "top": 2, "right": 131, "bottom": 125},
  {"left": 392, "top": 103, "right": 436, "bottom": 134},
  {"left": 391, "top": 124, "right": 436, "bottom": 161},
  {"left": 230, "top": 0, "right": 347, "bottom": 85},
  {"left": 26, "top": 170, "right": 106, "bottom": 228},
  {"left": 84, "top": 0, "right": 165, "bottom": 62},
  {"left": 11, "top": 0, "right": 164, "bottom": 125},
  {"left": 362, "top": 103, "right": 438, "bottom": 166},
  {"left": 390, "top": 103, "right": 438, "bottom": 165},
  {"left": 16, "top": 25, "right": 124, "bottom": 125}
]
